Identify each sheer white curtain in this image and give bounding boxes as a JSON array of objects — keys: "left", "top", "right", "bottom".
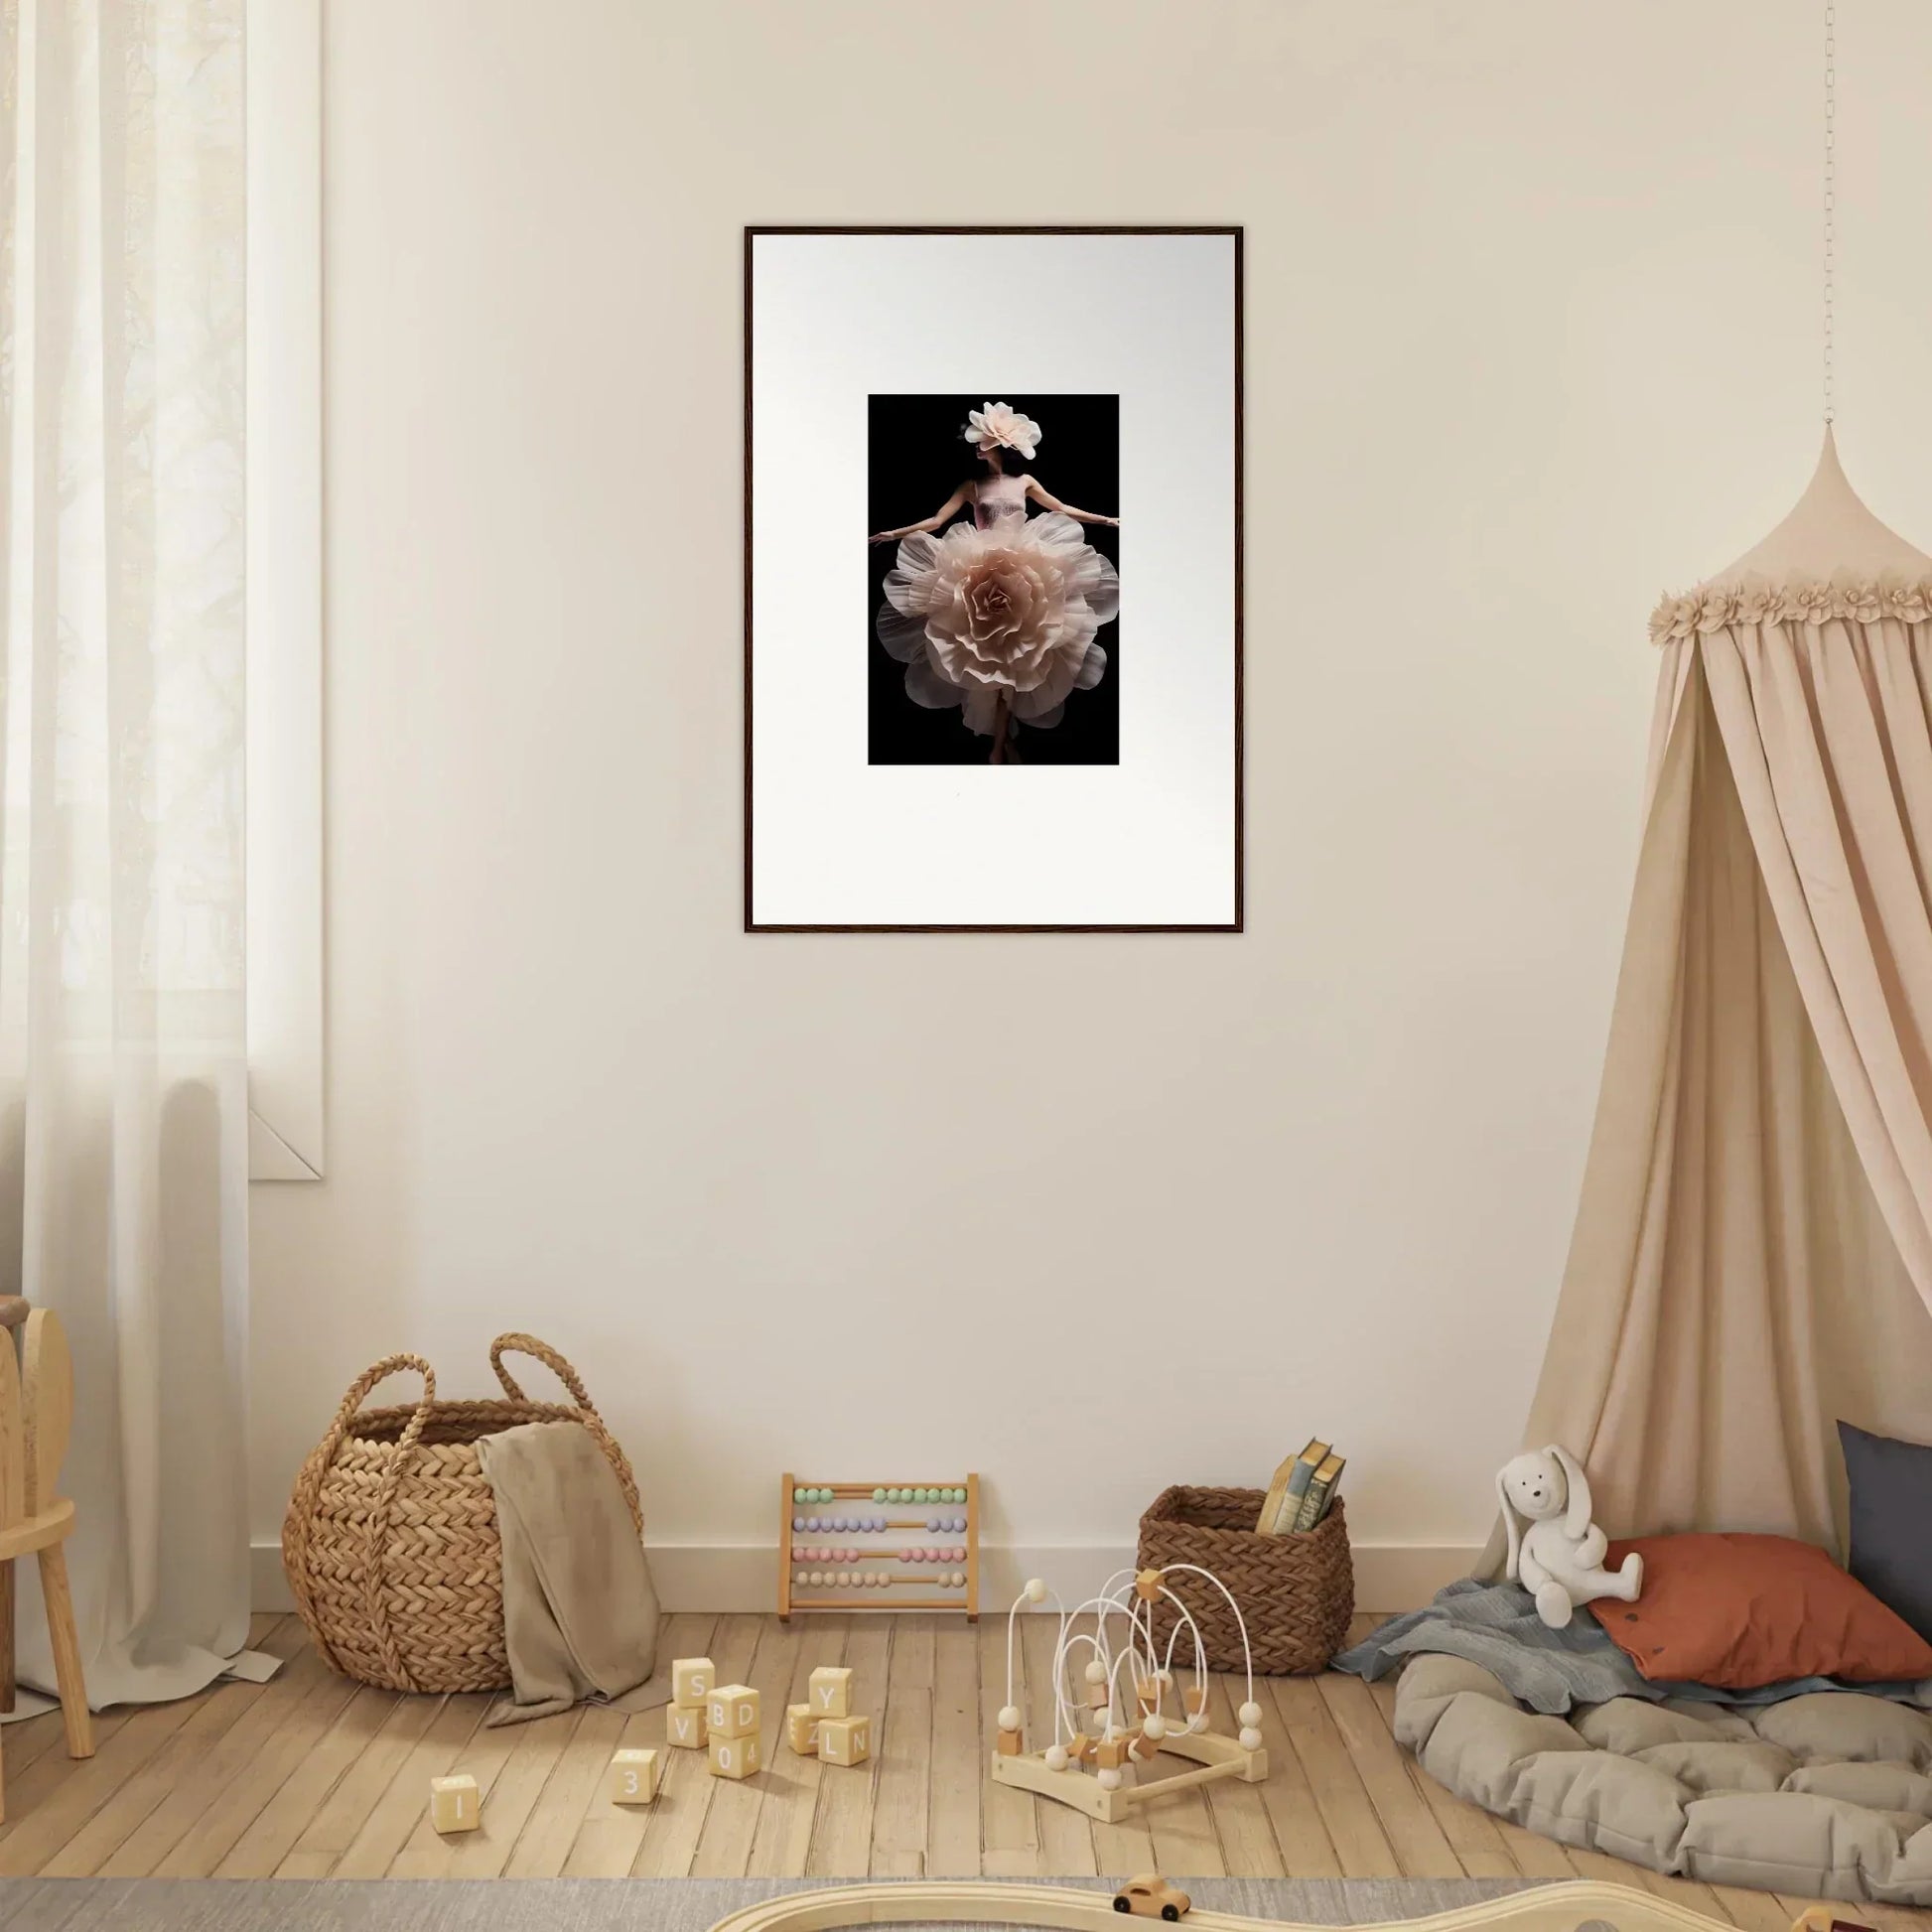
[{"left": 0, "top": 0, "right": 252, "bottom": 1707}]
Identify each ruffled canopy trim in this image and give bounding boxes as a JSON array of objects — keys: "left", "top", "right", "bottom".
[{"left": 1649, "top": 577, "right": 1932, "bottom": 644}]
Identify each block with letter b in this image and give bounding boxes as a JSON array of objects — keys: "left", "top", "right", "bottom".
[
  {"left": 706, "top": 1684, "right": 759, "bottom": 1740},
  {"left": 606, "top": 1747, "right": 658, "bottom": 1806},
  {"left": 808, "top": 1665, "right": 853, "bottom": 1720},
  {"left": 666, "top": 1703, "right": 709, "bottom": 1750},
  {"left": 708, "top": 1729, "right": 762, "bottom": 1781}
]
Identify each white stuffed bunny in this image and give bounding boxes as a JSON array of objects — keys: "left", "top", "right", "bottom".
[{"left": 1497, "top": 1445, "right": 1643, "bottom": 1630}]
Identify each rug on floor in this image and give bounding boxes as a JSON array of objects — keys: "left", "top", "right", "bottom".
[{"left": 0, "top": 1874, "right": 1545, "bottom": 1931}]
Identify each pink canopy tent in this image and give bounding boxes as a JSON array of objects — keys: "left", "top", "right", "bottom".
[{"left": 1502, "top": 433, "right": 1932, "bottom": 1552}]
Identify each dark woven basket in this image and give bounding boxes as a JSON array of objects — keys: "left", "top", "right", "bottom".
[{"left": 1137, "top": 1484, "right": 1353, "bottom": 1676}]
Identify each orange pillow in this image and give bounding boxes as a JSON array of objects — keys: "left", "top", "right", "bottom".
[{"left": 1588, "top": 1533, "right": 1932, "bottom": 1688}]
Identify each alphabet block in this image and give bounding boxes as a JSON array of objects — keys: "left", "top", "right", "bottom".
[
  {"left": 666, "top": 1703, "right": 709, "bottom": 1750},
  {"left": 708, "top": 1729, "right": 762, "bottom": 1781},
  {"left": 429, "top": 1774, "right": 481, "bottom": 1835},
  {"left": 818, "top": 1714, "right": 871, "bottom": 1766},
  {"left": 786, "top": 1702, "right": 821, "bottom": 1755},
  {"left": 706, "top": 1684, "right": 760, "bottom": 1740},
  {"left": 808, "top": 1665, "right": 853, "bottom": 1720},
  {"left": 673, "top": 1656, "right": 717, "bottom": 1709},
  {"left": 607, "top": 1747, "right": 658, "bottom": 1806}
]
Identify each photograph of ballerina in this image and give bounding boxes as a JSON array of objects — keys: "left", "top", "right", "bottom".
[
  {"left": 868, "top": 396, "right": 1120, "bottom": 765},
  {"left": 745, "top": 224, "right": 1239, "bottom": 929}
]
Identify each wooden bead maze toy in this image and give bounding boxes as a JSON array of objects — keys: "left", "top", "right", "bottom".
[
  {"left": 777, "top": 1473, "right": 980, "bottom": 1620},
  {"left": 989, "top": 1564, "right": 1266, "bottom": 1825}
]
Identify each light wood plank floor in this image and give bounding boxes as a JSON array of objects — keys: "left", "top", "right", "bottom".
[{"left": 0, "top": 1611, "right": 1922, "bottom": 1931}]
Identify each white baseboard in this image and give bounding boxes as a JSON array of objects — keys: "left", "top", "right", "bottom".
[{"left": 254, "top": 1539, "right": 1478, "bottom": 1618}]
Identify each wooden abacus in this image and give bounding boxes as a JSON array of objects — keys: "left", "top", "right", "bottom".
[{"left": 776, "top": 1473, "right": 980, "bottom": 1621}]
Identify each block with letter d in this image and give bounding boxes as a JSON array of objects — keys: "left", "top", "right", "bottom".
[{"left": 706, "top": 1684, "right": 759, "bottom": 1740}]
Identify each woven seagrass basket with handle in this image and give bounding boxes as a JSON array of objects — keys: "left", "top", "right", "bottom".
[
  {"left": 282, "top": 1333, "right": 642, "bottom": 1694},
  {"left": 1137, "top": 1484, "right": 1353, "bottom": 1676}
]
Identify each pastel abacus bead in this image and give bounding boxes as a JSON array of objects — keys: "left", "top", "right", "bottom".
[{"left": 872, "top": 1486, "right": 886, "bottom": 1503}]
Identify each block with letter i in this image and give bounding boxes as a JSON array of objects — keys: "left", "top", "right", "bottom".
[
  {"left": 706, "top": 1684, "right": 760, "bottom": 1740},
  {"left": 785, "top": 1702, "right": 821, "bottom": 1756},
  {"left": 708, "top": 1729, "right": 762, "bottom": 1781},
  {"left": 818, "top": 1714, "right": 871, "bottom": 1767},
  {"left": 808, "top": 1665, "right": 852, "bottom": 1720},
  {"left": 606, "top": 1748, "right": 658, "bottom": 1806},
  {"left": 429, "top": 1774, "right": 481, "bottom": 1835},
  {"left": 666, "top": 1702, "right": 708, "bottom": 1750}
]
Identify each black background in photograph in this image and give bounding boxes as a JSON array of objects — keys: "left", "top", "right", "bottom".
[{"left": 868, "top": 394, "right": 1120, "bottom": 765}]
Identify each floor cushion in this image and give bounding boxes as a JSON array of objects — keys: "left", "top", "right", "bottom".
[
  {"left": 1841, "top": 1420, "right": 1932, "bottom": 1645},
  {"left": 1394, "top": 1651, "right": 1932, "bottom": 1903},
  {"left": 1588, "top": 1532, "right": 1932, "bottom": 1688}
]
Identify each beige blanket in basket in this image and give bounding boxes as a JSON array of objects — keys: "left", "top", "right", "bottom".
[{"left": 477, "top": 1420, "right": 668, "bottom": 1725}]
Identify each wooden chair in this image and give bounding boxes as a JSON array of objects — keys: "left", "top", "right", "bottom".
[{"left": 0, "top": 1295, "right": 93, "bottom": 1822}]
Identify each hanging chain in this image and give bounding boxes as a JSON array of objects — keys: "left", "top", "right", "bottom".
[{"left": 1823, "top": 0, "right": 1836, "bottom": 424}]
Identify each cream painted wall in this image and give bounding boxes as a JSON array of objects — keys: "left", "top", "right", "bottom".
[{"left": 249, "top": 0, "right": 1932, "bottom": 1604}]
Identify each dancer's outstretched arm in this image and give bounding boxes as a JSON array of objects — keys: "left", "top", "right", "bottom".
[
  {"left": 871, "top": 484, "right": 971, "bottom": 545},
  {"left": 1026, "top": 478, "right": 1118, "bottom": 526}
]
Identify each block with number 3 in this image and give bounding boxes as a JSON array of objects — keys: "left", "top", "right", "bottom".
[{"left": 606, "top": 1747, "right": 658, "bottom": 1806}]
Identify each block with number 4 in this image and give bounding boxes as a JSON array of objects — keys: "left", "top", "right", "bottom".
[
  {"left": 706, "top": 1684, "right": 759, "bottom": 1740},
  {"left": 429, "top": 1774, "right": 481, "bottom": 1834},
  {"left": 666, "top": 1703, "right": 708, "bottom": 1749},
  {"left": 708, "top": 1729, "right": 761, "bottom": 1781},
  {"left": 672, "top": 1656, "right": 717, "bottom": 1709},
  {"left": 808, "top": 1665, "right": 853, "bottom": 1720},
  {"left": 606, "top": 1747, "right": 658, "bottom": 1806},
  {"left": 818, "top": 1714, "right": 871, "bottom": 1766}
]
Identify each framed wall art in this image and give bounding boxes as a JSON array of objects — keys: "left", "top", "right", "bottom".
[{"left": 745, "top": 225, "right": 1242, "bottom": 932}]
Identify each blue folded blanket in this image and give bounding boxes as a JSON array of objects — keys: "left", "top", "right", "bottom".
[{"left": 1334, "top": 1577, "right": 1932, "bottom": 1716}]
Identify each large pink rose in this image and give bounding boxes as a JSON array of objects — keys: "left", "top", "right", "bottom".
[{"left": 876, "top": 513, "right": 1118, "bottom": 737}]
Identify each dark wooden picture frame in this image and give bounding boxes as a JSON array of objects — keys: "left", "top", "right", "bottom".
[{"left": 744, "top": 224, "right": 1243, "bottom": 933}]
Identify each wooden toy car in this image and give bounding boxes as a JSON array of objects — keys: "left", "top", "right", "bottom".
[{"left": 1114, "top": 1872, "right": 1190, "bottom": 1919}]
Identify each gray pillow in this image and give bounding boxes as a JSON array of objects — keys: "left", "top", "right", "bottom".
[{"left": 1841, "top": 1420, "right": 1932, "bottom": 1644}]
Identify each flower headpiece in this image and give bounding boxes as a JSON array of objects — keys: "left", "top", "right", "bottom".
[{"left": 963, "top": 401, "right": 1041, "bottom": 461}]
